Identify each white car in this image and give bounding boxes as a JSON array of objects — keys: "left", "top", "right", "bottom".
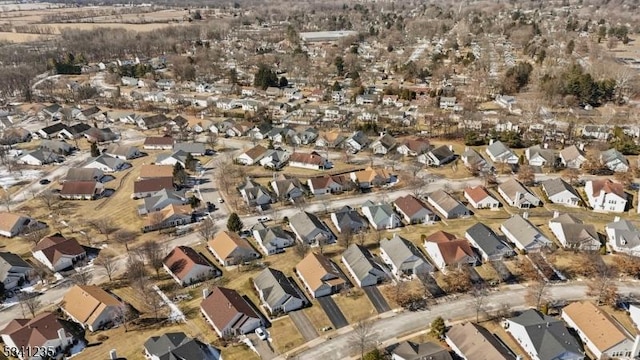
[
  {"left": 257, "top": 216, "right": 271, "bottom": 223},
  {"left": 255, "top": 327, "right": 267, "bottom": 340}
]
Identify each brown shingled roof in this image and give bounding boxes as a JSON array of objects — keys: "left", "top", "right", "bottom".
[
  {"left": 296, "top": 252, "right": 347, "bottom": 293},
  {"left": 464, "top": 186, "right": 493, "bottom": 203},
  {"left": 33, "top": 233, "right": 85, "bottom": 265},
  {"left": 591, "top": 179, "right": 625, "bottom": 198},
  {"left": 60, "top": 181, "right": 100, "bottom": 195},
  {"left": 139, "top": 165, "right": 174, "bottom": 179},
  {"left": 144, "top": 136, "right": 174, "bottom": 146},
  {"left": 200, "top": 286, "right": 260, "bottom": 332},
  {"left": 289, "top": 151, "right": 327, "bottom": 166},
  {"left": 562, "top": 301, "right": 629, "bottom": 352},
  {"left": 243, "top": 145, "right": 268, "bottom": 160},
  {"left": 394, "top": 195, "right": 429, "bottom": 217},
  {"left": 62, "top": 285, "right": 122, "bottom": 325},
  {"left": 425, "top": 231, "right": 475, "bottom": 265},
  {"left": 0, "top": 312, "right": 71, "bottom": 349},
  {"left": 426, "top": 231, "right": 459, "bottom": 243},
  {"left": 163, "top": 246, "right": 214, "bottom": 281},
  {"left": 0, "top": 212, "right": 26, "bottom": 234},
  {"left": 133, "top": 177, "right": 174, "bottom": 194}
]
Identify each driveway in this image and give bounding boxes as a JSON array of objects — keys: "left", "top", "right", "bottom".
[
  {"left": 247, "top": 333, "right": 276, "bottom": 360},
  {"left": 289, "top": 310, "right": 318, "bottom": 341},
  {"left": 363, "top": 286, "right": 391, "bottom": 314},
  {"left": 317, "top": 296, "right": 348, "bottom": 329}
]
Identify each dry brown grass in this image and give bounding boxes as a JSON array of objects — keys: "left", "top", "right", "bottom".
[
  {"left": 332, "top": 289, "right": 376, "bottom": 323},
  {"left": 303, "top": 300, "right": 332, "bottom": 331},
  {"left": 270, "top": 316, "right": 305, "bottom": 353}
]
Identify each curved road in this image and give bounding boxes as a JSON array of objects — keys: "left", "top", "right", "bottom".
[{"left": 280, "top": 282, "right": 640, "bottom": 360}]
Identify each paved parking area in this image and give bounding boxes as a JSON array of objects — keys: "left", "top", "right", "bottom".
[
  {"left": 363, "top": 286, "right": 391, "bottom": 313},
  {"left": 289, "top": 310, "right": 318, "bottom": 341},
  {"left": 246, "top": 333, "right": 276, "bottom": 360},
  {"left": 317, "top": 296, "right": 348, "bottom": 329}
]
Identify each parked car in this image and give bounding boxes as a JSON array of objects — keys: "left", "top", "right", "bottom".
[
  {"left": 255, "top": 327, "right": 267, "bottom": 340},
  {"left": 257, "top": 216, "right": 271, "bottom": 223},
  {"left": 217, "top": 198, "right": 224, "bottom": 203},
  {"left": 39, "top": 179, "right": 50, "bottom": 185}
]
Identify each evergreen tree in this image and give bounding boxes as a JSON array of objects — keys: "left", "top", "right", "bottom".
[
  {"left": 227, "top": 213, "right": 244, "bottom": 232},
  {"left": 334, "top": 56, "right": 345, "bottom": 76},
  {"left": 278, "top": 76, "right": 288, "bottom": 88},
  {"left": 253, "top": 64, "right": 278, "bottom": 90},
  {"left": 90, "top": 142, "right": 100, "bottom": 157},
  {"left": 173, "top": 162, "right": 187, "bottom": 185},
  {"left": 429, "top": 316, "right": 446, "bottom": 338},
  {"left": 188, "top": 195, "right": 201, "bottom": 209}
]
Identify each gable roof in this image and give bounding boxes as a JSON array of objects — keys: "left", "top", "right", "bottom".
[
  {"left": 425, "top": 231, "right": 476, "bottom": 265},
  {"left": 589, "top": 179, "right": 625, "bottom": 198},
  {"left": 393, "top": 195, "right": 431, "bottom": 217},
  {"left": 296, "top": 252, "right": 347, "bottom": 292},
  {"left": 501, "top": 215, "right": 551, "bottom": 248},
  {"left": 62, "top": 285, "right": 122, "bottom": 325},
  {"left": 429, "top": 145, "right": 455, "bottom": 161},
  {"left": 200, "top": 286, "right": 260, "bottom": 331},
  {"left": 401, "top": 138, "right": 430, "bottom": 153},
  {"left": 351, "top": 167, "right": 391, "bottom": 183},
  {"left": 541, "top": 178, "right": 580, "bottom": 198},
  {"left": 498, "top": 178, "right": 537, "bottom": 202},
  {"left": 464, "top": 186, "right": 495, "bottom": 204},
  {"left": 144, "top": 136, "right": 174, "bottom": 146},
  {"left": 32, "top": 233, "right": 85, "bottom": 265},
  {"left": 466, "top": 223, "right": 512, "bottom": 258},
  {"left": 208, "top": 231, "right": 257, "bottom": 261},
  {"left": 163, "top": 246, "right": 215, "bottom": 281},
  {"left": 0, "top": 312, "right": 71, "bottom": 349},
  {"left": 0, "top": 212, "right": 28, "bottom": 234},
  {"left": 562, "top": 301, "right": 630, "bottom": 352},
  {"left": 549, "top": 214, "right": 599, "bottom": 247},
  {"left": 139, "top": 164, "right": 174, "bottom": 179},
  {"left": 65, "top": 168, "right": 103, "bottom": 182},
  {"left": 60, "top": 180, "right": 100, "bottom": 196},
  {"left": 144, "top": 332, "right": 218, "bottom": 360},
  {"left": 446, "top": 322, "right": 516, "bottom": 360},
  {"left": 560, "top": 145, "right": 585, "bottom": 161},
  {"left": 0, "top": 252, "right": 32, "bottom": 282},
  {"left": 342, "top": 244, "right": 385, "bottom": 281},
  {"left": 242, "top": 145, "right": 268, "bottom": 160},
  {"left": 486, "top": 140, "right": 514, "bottom": 159},
  {"left": 289, "top": 151, "right": 328, "bottom": 166},
  {"left": 391, "top": 341, "right": 452, "bottom": 360},
  {"left": 362, "top": 201, "right": 397, "bottom": 223},
  {"left": 134, "top": 177, "right": 175, "bottom": 194},
  {"left": 254, "top": 267, "right": 304, "bottom": 308},
  {"left": 428, "top": 189, "right": 466, "bottom": 214},
  {"left": 508, "top": 309, "right": 582, "bottom": 359},
  {"left": 289, "top": 212, "right": 332, "bottom": 239},
  {"left": 380, "top": 234, "right": 427, "bottom": 268}
]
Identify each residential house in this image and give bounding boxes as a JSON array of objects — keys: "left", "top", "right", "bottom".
[
  {"left": 439, "top": 96, "right": 458, "bottom": 109},
  {"left": 539, "top": 178, "right": 580, "bottom": 208},
  {"left": 0, "top": 312, "right": 76, "bottom": 360},
  {"left": 137, "top": 114, "right": 169, "bottom": 130},
  {"left": 465, "top": 223, "right": 514, "bottom": 262},
  {"left": 497, "top": 178, "right": 541, "bottom": 209},
  {"left": 208, "top": 231, "right": 260, "bottom": 266},
  {"left": 560, "top": 145, "right": 587, "bottom": 169},
  {"left": 259, "top": 149, "right": 290, "bottom": 170},
  {"left": 60, "top": 180, "right": 104, "bottom": 200},
  {"left": 270, "top": 175, "right": 305, "bottom": 201},
  {"left": 630, "top": 304, "right": 640, "bottom": 331},
  {"left": 356, "top": 94, "right": 378, "bottom": 105},
  {"left": 68, "top": 123, "right": 92, "bottom": 138},
  {"left": 163, "top": 246, "right": 220, "bottom": 286},
  {"left": 361, "top": 201, "right": 402, "bottom": 230},
  {"left": 299, "top": 128, "right": 319, "bottom": 145},
  {"left": 495, "top": 94, "right": 517, "bottom": 110},
  {"left": 505, "top": 309, "right": 583, "bottom": 360},
  {"left": 350, "top": 167, "right": 393, "bottom": 189},
  {"left": 462, "top": 148, "right": 491, "bottom": 173},
  {"left": 17, "top": 149, "right": 62, "bottom": 166},
  {"left": 549, "top": 213, "right": 600, "bottom": 251},
  {"left": 295, "top": 252, "right": 348, "bottom": 298},
  {"left": 133, "top": 177, "right": 175, "bottom": 199},
  {"left": 37, "top": 123, "right": 70, "bottom": 139},
  {"left": 137, "top": 188, "right": 187, "bottom": 216},
  {"left": 427, "top": 190, "right": 471, "bottom": 219},
  {"left": 237, "top": 145, "right": 268, "bottom": 166},
  {"left": 61, "top": 285, "right": 125, "bottom": 332},
  {"left": 254, "top": 268, "right": 306, "bottom": 315},
  {"left": 370, "top": 134, "right": 398, "bottom": 155},
  {"left": 0, "top": 252, "right": 33, "bottom": 290},
  {"left": 423, "top": 231, "right": 478, "bottom": 272},
  {"left": 501, "top": 214, "right": 552, "bottom": 252},
  {"left": 139, "top": 164, "right": 174, "bottom": 180},
  {"left": 144, "top": 332, "right": 221, "bottom": 360},
  {"left": 485, "top": 140, "right": 518, "bottom": 165},
  {"left": 330, "top": 206, "right": 369, "bottom": 233},
  {"left": 345, "top": 131, "right": 370, "bottom": 153},
  {"left": 39, "top": 103, "right": 63, "bottom": 120},
  {"left": 585, "top": 179, "right": 627, "bottom": 213},
  {"left": 315, "top": 130, "right": 346, "bottom": 149},
  {"left": 141, "top": 204, "right": 192, "bottom": 232},
  {"left": 308, "top": 175, "right": 348, "bottom": 195},
  {"left": 397, "top": 138, "right": 431, "bottom": 157},
  {"left": 464, "top": 186, "right": 500, "bottom": 209},
  {"left": 393, "top": 195, "right": 434, "bottom": 224},
  {"left": 601, "top": 148, "right": 630, "bottom": 173},
  {"left": 418, "top": 145, "right": 456, "bottom": 166},
  {"left": 525, "top": 145, "right": 558, "bottom": 167},
  {"left": 104, "top": 144, "right": 141, "bottom": 160},
  {"left": 562, "top": 301, "right": 639, "bottom": 360},
  {"left": 40, "top": 139, "right": 73, "bottom": 155},
  {"left": 155, "top": 150, "right": 192, "bottom": 168},
  {"left": 83, "top": 154, "right": 127, "bottom": 173},
  {"left": 341, "top": 244, "right": 387, "bottom": 287},
  {"left": 288, "top": 151, "right": 332, "bottom": 170},
  {"left": 446, "top": 322, "right": 517, "bottom": 360},
  {"left": 83, "top": 127, "right": 118, "bottom": 143},
  {"left": 390, "top": 341, "right": 453, "bottom": 360},
  {"left": 0, "top": 212, "right": 43, "bottom": 238},
  {"left": 583, "top": 125, "right": 611, "bottom": 140},
  {"left": 289, "top": 212, "right": 335, "bottom": 246},
  {"left": 64, "top": 168, "right": 104, "bottom": 183},
  {"left": 252, "top": 223, "right": 295, "bottom": 255},
  {"left": 143, "top": 136, "right": 174, "bottom": 150},
  {"left": 238, "top": 178, "right": 273, "bottom": 209},
  {"left": 174, "top": 142, "right": 207, "bottom": 156},
  {"left": 200, "top": 287, "right": 263, "bottom": 337},
  {"left": 76, "top": 106, "right": 104, "bottom": 122},
  {"left": 32, "top": 233, "right": 86, "bottom": 272},
  {"left": 380, "top": 234, "right": 433, "bottom": 279},
  {"left": 606, "top": 218, "right": 640, "bottom": 256}
]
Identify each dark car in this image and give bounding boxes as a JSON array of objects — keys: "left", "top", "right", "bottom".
[{"left": 39, "top": 179, "right": 50, "bottom": 185}]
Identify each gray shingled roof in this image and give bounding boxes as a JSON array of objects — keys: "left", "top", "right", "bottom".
[
  {"left": 508, "top": 309, "right": 582, "bottom": 360},
  {"left": 486, "top": 140, "right": 513, "bottom": 160},
  {"left": 289, "top": 212, "right": 333, "bottom": 242},
  {"left": 606, "top": 219, "right": 640, "bottom": 250},
  {"left": 380, "top": 234, "right": 428, "bottom": 271},
  {"left": 333, "top": 206, "right": 368, "bottom": 231},
  {"left": 466, "top": 223, "right": 513, "bottom": 258},
  {"left": 144, "top": 332, "right": 219, "bottom": 360},
  {"left": 0, "top": 252, "right": 32, "bottom": 283},
  {"left": 254, "top": 267, "right": 304, "bottom": 310},
  {"left": 501, "top": 215, "right": 551, "bottom": 249},
  {"left": 541, "top": 178, "right": 580, "bottom": 198},
  {"left": 342, "top": 244, "right": 385, "bottom": 283},
  {"left": 549, "top": 214, "right": 599, "bottom": 247},
  {"left": 391, "top": 341, "right": 452, "bottom": 360}
]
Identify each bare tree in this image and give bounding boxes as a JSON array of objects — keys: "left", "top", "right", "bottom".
[
  {"left": 89, "top": 218, "right": 117, "bottom": 241},
  {"left": 470, "top": 284, "right": 488, "bottom": 323},
  {"left": 70, "top": 269, "right": 94, "bottom": 285},
  {"left": 338, "top": 226, "right": 354, "bottom": 249},
  {"left": 139, "top": 285, "right": 166, "bottom": 322},
  {"left": 198, "top": 217, "right": 217, "bottom": 242},
  {"left": 142, "top": 240, "right": 165, "bottom": 278},
  {"left": 526, "top": 280, "right": 549, "bottom": 311},
  {"left": 587, "top": 255, "right": 619, "bottom": 306},
  {"left": 563, "top": 168, "right": 581, "bottom": 187},
  {"left": 206, "top": 133, "right": 218, "bottom": 151},
  {"left": 37, "top": 190, "right": 59, "bottom": 211},
  {"left": 94, "top": 251, "right": 118, "bottom": 282},
  {"left": 148, "top": 211, "right": 166, "bottom": 232},
  {"left": 19, "top": 293, "right": 41, "bottom": 318},
  {"left": 293, "top": 241, "right": 310, "bottom": 259},
  {"left": 21, "top": 227, "right": 49, "bottom": 245},
  {"left": 350, "top": 320, "right": 375, "bottom": 360},
  {"left": 517, "top": 165, "right": 535, "bottom": 186},
  {"left": 112, "top": 305, "right": 134, "bottom": 332},
  {"left": 113, "top": 229, "right": 136, "bottom": 252},
  {"left": 126, "top": 258, "right": 148, "bottom": 292}
]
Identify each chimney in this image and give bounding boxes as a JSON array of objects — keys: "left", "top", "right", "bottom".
[
  {"left": 632, "top": 334, "right": 640, "bottom": 357},
  {"left": 489, "top": 139, "right": 495, "bottom": 145},
  {"left": 523, "top": 211, "right": 529, "bottom": 219},
  {"left": 553, "top": 211, "right": 559, "bottom": 219},
  {"left": 109, "top": 349, "right": 118, "bottom": 360},
  {"left": 202, "top": 288, "right": 210, "bottom": 299},
  {"left": 57, "top": 328, "right": 66, "bottom": 344}
]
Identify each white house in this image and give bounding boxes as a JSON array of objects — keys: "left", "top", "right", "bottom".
[
  {"left": 253, "top": 268, "right": 306, "bottom": 315},
  {"left": 163, "top": 246, "right": 219, "bottom": 286},
  {"left": 361, "top": 201, "right": 402, "bottom": 230},
  {"left": 585, "top": 179, "right": 627, "bottom": 213},
  {"left": 32, "top": 234, "right": 86, "bottom": 272},
  {"left": 463, "top": 186, "right": 500, "bottom": 209},
  {"left": 541, "top": 178, "right": 582, "bottom": 208},
  {"left": 500, "top": 214, "right": 552, "bottom": 252},
  {"left": 61, "top": 285, "right": 125, "bottom": 332},
  {"left": 379, "top": 235, "right": 433, "bottom": 279}
]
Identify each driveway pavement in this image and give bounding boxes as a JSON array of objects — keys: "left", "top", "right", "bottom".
[
  {"left": 317, "top": 296, "right": 348, "bottom": 329},
  {"left": 247, "top": 332, "right": 276, "bottom": 360},
  {"left": 289, "top": 310, "right": 318, "bottom": 341},
  {"left": 362, "top": 286, "right": 390, "bottom": 314}
]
